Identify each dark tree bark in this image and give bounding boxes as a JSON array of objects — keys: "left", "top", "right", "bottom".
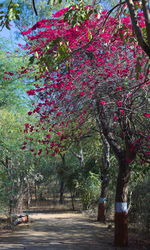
[
  {"left": 32, "top": 0, "right": 38, "bottom": 16},
  {"left": 97, "top": 135, "right": 110, "bottom": 222},
  {"left": 114, "top": 158, "right": 131, "bottom": 247},
  {"left": 59, "top": 179, "right": 65, "bottom": 204},
  {"left": 70, "top": 192, "right": 75, "bottom": 211},
  {"left": 126, "top": 0, "right": 150, "bottom": 57},
  {"left": 107, "top": 1, "right": 150, "bottom": 57},
  {"left": 59, "top": 154, "right": 66, "bottom": 204},
  {"left": 96, "top": 105, "right": 135, "bottom": 247}
]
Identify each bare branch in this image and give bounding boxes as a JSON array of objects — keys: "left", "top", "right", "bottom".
[
  {"left": 141, "top": 0, "right": 150, "bottom": 46},
  {"left": 126, "top": 0, "right": 150, "bottom": 57},
  {"left": 32, "top": 0, "right": 38, "bottom": 16}
]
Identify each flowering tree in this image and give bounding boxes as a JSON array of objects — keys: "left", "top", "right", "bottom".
[
  {"left": 126, "top": 0, "right": 150, "bottom": 57},
  {"left": 21, "top": 5, "right": 150, "bottom": 247}
]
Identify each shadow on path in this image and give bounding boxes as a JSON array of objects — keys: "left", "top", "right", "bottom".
[{"left": 0, "top": 211, "right": 147, "bottom": 250}]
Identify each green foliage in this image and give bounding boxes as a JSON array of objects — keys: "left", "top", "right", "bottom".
[
  {"left": 129, "top": 176, "right": 150, "bottom": 233},
  {"left": 79, "top": 172, "right": 100, "bottom": 210},
  {"left": 0, "top": 1, "right": 20, "bottom": 30},
  {"left": 48, "top": 0, "right": 63, "bottom": 5},
  {"left": 0, "top": 109, "right": 29, "bottom": 213},
  {"left": 0, "top": 41, "right": 33, "bottom": 110},
  {"left": 64, "top": 1, "right": 98, "bottom": 27},
  {"left": 37, "top": 38, "right": 70, "bottom": 73}
]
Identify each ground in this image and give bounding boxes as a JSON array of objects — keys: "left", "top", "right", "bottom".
[{"left": 0, "top": 210, "right": 149, "bottom": 250}]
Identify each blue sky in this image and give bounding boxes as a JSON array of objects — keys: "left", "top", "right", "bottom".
[
  {"left": 0, "top": 24, "right": 23, "bottom": 50},
  {"left": 0, "top": 0, "right": 20, "bottom": 47}
]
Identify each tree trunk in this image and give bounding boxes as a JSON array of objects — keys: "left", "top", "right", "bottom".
[
  {"left": 126, "top": 0, "right": 150, "bottom": 58},
  {"left": 59, "top": 154, "right": 66, "bottom": 205},
  {"left": 97, "top": 197, "right": 107, "bottom": 222},
  {"left": 71, "top": 192, "right": 75, "bottom": 211},
  {"left": 114, "top": 160, "right": 131, "bottom": 247},
  {"left": 59, "top": 180, "right": 64, "bottom": 204},
  {"left": 97, "top": 135, "right": 110, "bottom": 222},
  {"left": 16, "top": 194, "right": 24, "bottom": 214},
  {"left": 27, "top": 181, "right": 31, "bottom": 209}
]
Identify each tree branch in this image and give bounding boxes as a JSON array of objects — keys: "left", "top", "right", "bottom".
[
  {"left": 0, "top": 160, "right": 6, "bottom": 166},
  {"left": 32, "top": 0, "right": 38, "bottom": 16},
  {"left": 126, "top": 0, "right": 150, "bottom": 57},
  {"left": 141, "top": 0, "right": 150, "bottom": 46}
]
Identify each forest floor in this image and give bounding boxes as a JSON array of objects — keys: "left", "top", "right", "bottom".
[{"left": 0, "top": 208, "right": 149, "bottom": 250}]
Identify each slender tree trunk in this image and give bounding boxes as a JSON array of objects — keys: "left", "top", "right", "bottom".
[
  {"left": 59, "top": 155, "right": 66, "bottom": 204},
  {"left": 59, "top": 180, "right": 65, "bottom": 204},
  {"left": 71, "top": 192, "right": 75, "bottom": 211},
  {"left": 97, "top": 197, "right": 107, "bottom": 222},
  {"left": 34, "top": 181, "right": 37, "bottom": 206},
  {"left": 16, "top": 193, "right": 24, "bottom": 214},
  {"left": 27, "top": 181, "right": 31, "bottom": 209},
  {"left": 114, "top": 160, "right": 130, "bottom": 247},
  {"left": 5, "top": 156, "right": 14, "bottom": 220},
  {"left": 97, "top": 135, "right": 110, "bottom": 222},
  {"left": 72, "top": 144, "right": 85, "bottom": 172},
  {"left": 126, "top": 0, "right": 150, "bottom": 57}
]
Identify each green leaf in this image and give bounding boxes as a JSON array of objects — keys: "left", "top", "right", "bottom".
[
  {"left": 47, "top": 0, "right": 62, "bottom": 5},
  {"left": 16, "top": 15, "right": 20, "bottom": 20},
  {"left": 29, "top": 55, "right": 35, "bottom": 65},
  {"left": 88, "top": 31, "right": 92, "bottom": 41}
]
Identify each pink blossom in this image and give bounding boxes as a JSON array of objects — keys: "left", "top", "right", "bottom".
[
  {"left": 38, "top": 149, "right": 42, "bottom": 155},
  {"left": 54, "top": 148, "right": 59, "bottom": 153},
  {"left": 56, "top": 131, "right": 61, "bottom": 136},
  {"left": 116, "top": 100, "right": 123, "bottom": 107},
  {"left": 24, "top": 123, "right": 30, "bottom": 128},
  {"left": 79, "top": 92, "right": 85, "bottom": 96},
  {"left": 2, "top": 77, "right": 11, "bottom": 80},
  {"left": 4, "top": 72, "right": 14, "bottom": 76},
  {"left": 53, "top": 8, "right": 69, "bottom": 18},
  {"left": 113, "top": 116, "right": 118, "bottom": 121},
  {"left": 26, "top": 89, "right": 35, "bottom": 95},
  {"left": 143, "top": 113, "right": 150, "bottom": 118},
  {"left": 46, "top": 134, "right": 52, "bottom": 138},
  {"left": 21, "top": 28, "right": 32, "bottom": 35},
  {"left": 115, "top": 87, "right": 122, "bottom": 92},
  {"left": 51, "top": 153, "right": 56, "bottom": 157},
  {"left": 56, "top": 112, "right": 62, "bottom": 116},
  {"left": 100, "top": 101, "right": 107, "bottom": 105},
  {"left": 120, "top": 110, "right": 124, "bottom": 114}
]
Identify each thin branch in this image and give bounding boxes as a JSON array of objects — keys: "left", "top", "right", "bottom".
[
  {"left": 126, "top": 0, "right": 150, "bottom": 57},
  {"left": 0, "top": 160, "right": 6, "bottom": 166},
  {"left": 70, "top": 150, "right": 82, "bottom": 159},
  {"left": 141, "top": 0, "right": 150, "bottom": 46},
  {"left": 102, "top": 1, "right": 125, "bottom": 27},
  {"left": 32, "top": 0, "right": 38, "bottom": 16}
]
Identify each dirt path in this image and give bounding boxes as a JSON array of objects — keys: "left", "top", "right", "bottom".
[{"left": 0, "top": 212, "right": 148, "bottom": 250}]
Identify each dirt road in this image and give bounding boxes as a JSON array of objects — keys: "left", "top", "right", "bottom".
[{"left": 0, "top": 212, "right": 148, "bottom": 250}]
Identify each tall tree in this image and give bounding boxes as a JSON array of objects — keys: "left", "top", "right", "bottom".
[{"left": 21, "top": 4, "right": 150, "bottom": 247}]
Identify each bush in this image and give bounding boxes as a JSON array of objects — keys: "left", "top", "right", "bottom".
[
  {"left": 79, "top": 172, "right": 101, "bottom": 210},
  {"left": 129, "top": 177, "right": 150, "bottom": 233}
]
